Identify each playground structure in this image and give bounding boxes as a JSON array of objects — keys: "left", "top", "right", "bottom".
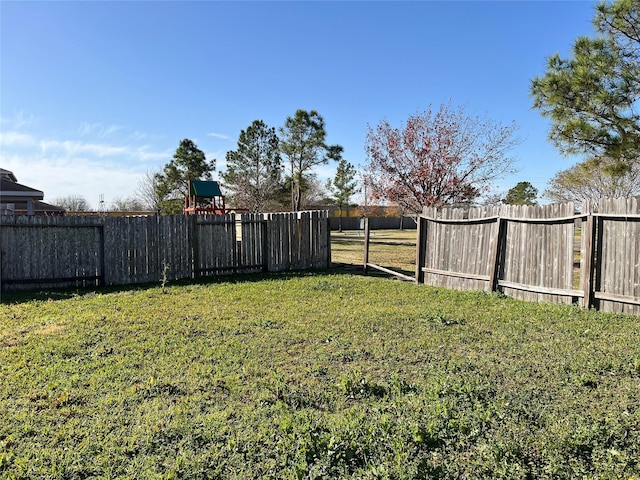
[{"left": 184, "top": 180, "right": 228, "bottom": 215}]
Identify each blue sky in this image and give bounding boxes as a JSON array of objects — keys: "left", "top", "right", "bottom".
[{"left": 1, "top": 1, "right": 596, "bottom": 209}]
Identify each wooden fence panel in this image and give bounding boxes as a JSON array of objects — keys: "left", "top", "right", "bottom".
[
  {"left": 1, "top": 210, "right": 330, "bottom": 292},
  {"left": 0, "top": 216, "right": 103, "bottom": 290},
  {"left": 499, "top": 203, "right": 576, "bottom": 305},
  {"left": 266, "top": 213, "right": 279, "bottom": 272},
  {"left": 420, "top": 206, "right": 497, "bottom": 291},
  {"left": 196, "top": 214, "right": 236, "bottom": 276},
  {"left": 310, "top": 210, "right": 330, "bottom": 269},
  {"left": 239, "top": 213, "right": 266, "bottom": 273},
  {"left": 288, "top": 213, "right": 299, "bottom": 270},
  {"left": 298, "top": 212, "right": 311, "bottom": 270},
  {"left": 418, "top": 199, "right": 640, "bottom": 315},
  {"left": 279, "top": 213, "right": 290, "bottom": 270},
  {"left": 419, "top": 203, "right": 576, "bottom": 302},
  {"left": 597, "top": 197, "right": 640, "bottom": 314},
  {"left": 105, "top": 217, "right": 132, "bottom": 285},
  {"left": 104, "top": 216, "right": 183, "bottom": 286}
]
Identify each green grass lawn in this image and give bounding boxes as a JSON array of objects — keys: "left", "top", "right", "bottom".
[{"left": 1, "top": 272, "right": 640, "bottom": 479}]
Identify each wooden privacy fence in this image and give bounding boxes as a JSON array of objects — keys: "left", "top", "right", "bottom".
[
  {"left": 416, "top": 198, "right": 640, "bottom": 315},
  {"left": 0, "top": 211, "right": 330, "bottom": 292}
]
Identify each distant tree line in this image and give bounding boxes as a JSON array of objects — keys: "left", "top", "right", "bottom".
[
  {"left": 148, "top": 110, "right": 356, "bottom": 216},
  {"left": 147, "top": 105, "right": 523, "bottom": 217}
]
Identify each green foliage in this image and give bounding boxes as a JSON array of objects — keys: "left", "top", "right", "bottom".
[
  {"left": 2, "top": 275, "right": 640, "bottom": 478},
  {"left": 544, "top": 156, "right": 640, "bottom": 206},
  {"left": 155, "top": 139, "right": 214, "bottom": 215},
  {"left": 531, "top": 0, "right": 640, "bottom": 163},
  {"left": 221, "top": 120, "right": 282, "bottom": 212},
  {"left": 280, "top": 110, "right": 343, "bottom": 211},
  {"left": 271, "top": 172, "right": 327, "bottom": 211},
  {"left": 326, "top": 159, "right": 359, "bottom": 207},
  {"left": 503, "top": 181, "right": 538, "bottom": 205},
  {"left": 326, "top": 159, "right": 360, "bottom": 230}
]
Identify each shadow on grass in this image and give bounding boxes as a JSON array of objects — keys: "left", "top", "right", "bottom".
[{"left": 0, "top": 267, "right": 396, "bottom": 305}]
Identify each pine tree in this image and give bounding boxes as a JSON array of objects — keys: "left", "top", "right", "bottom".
[
  {"left": 326, "top": 159, "right": 359, "bottom": 232},
  {"left": 280, "top": 110, "right": 343, "bottom": 211},
  {"left": 155, "top": 139, "right": 214, "bottom": 215},
  {"left": 221, "top": 120, "right": 282, "bottom": 212}
]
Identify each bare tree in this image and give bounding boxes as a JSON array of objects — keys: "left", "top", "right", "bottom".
[
  {"left": 110, "top": 197, "right": 146, "bottom": 212},
  {"left": 52, "top": 195, "right": 90, "bottom": 212},
  {"left": 544, "top": 157, "right": 640, "bottom": 206},
  {"left": 136, "top": 170, "right": 162, "bottom": 212},
  {"left": 300, "top": 174, "right": 328, "bottom": 209}
]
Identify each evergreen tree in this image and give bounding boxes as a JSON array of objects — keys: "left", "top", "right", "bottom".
[
  {"left": 503, "top": 181, "right": 538, "bottom": 205},
  {"left": 326, "top": 159, "right": 359, "bottom": 231},
  {"left": 531, "top": 0, "right": 640, "bottom": 165},
  {"left": 220, "top": 120, "right": 282, "bottom": 213},
  {"left": 155, "top": 139, "right": 214, "bottom": 215},
  {"left": 280, "top": 109, "right": 343, "bottom": 211}
]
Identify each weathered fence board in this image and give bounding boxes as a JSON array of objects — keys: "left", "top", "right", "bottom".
[
  {"left": 498, "top": 203, "right": 576, "bottom": 305},
  {"left": 1, "top": 211, "right": 330, "bottom": 292},
  {"left": 418, "top": 198, "right": 640, "bottom": 314},
  {"left": 421, "top": 206, "right": 498, "bottom": 292},
  {"left": 196, "top": 214, "right": 236, "bottom": 276},
  {"left": 596, "top": 197, "right": 640, "bottom": 315},
  {"left": 0, "top": 216, "right": 103, "bottom": 290}
]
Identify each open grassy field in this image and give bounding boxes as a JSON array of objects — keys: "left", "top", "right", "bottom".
[
  {"left": 331, "top": 229, "right": 417, "bottom": 276},
  {"left": 1, "top": 272, "right": 639, "bottom": 479}
]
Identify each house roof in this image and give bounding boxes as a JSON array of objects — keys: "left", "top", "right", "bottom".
[
  {"left": 0, "top": 169, "right": 61, "bottom": 215},
  {"left": 0, "top": 177, "right": 44, "bottom": 200},
  {"left": 0, "top": 169, "right": 18, "bottom": 182},
  {"left": 190, "top": 180, "right": 223, "bottom": 197}
]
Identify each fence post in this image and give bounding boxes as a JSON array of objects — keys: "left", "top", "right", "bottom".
[
  {"left": 593, "top": 214, "right": 605, "bottom": 311},
  {"left": 415, "top": 216, "right": 426, "bottom": 284},
  {"left": 580, "top": 212, "right": 595, "bottom": 309},
  {"left": 488, "top": 217, "right": 506, "bottom": 293},
  {"left": 363, "top": 217, "right": 370, "bottom": 273},
  {"left": 326, "top": 214, "right": 332, "bottom": 269}
]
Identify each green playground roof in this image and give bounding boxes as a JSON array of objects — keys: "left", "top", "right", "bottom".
[{"left": 190, "top": 180, "right": 223, "bottom": 197}]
